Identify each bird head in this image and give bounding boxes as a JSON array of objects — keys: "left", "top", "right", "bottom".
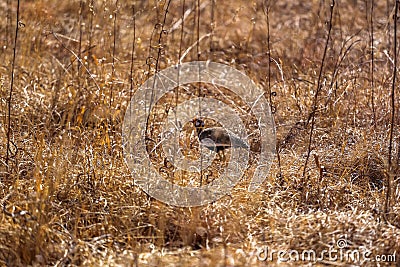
[
  {"left": 192, "top": 118, "right": 205, "bottom": 128},
  {"left": 192, "top": 117, "right": 206, "bottom": 136}
]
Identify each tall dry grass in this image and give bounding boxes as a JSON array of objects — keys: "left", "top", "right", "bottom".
[{"left": 0, "top": 0, "right": 399, "bottom": 266}]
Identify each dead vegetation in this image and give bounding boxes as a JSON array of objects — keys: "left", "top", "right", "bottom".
[{"left": 0, "top": 0, "right": 400, "bottom": 266}]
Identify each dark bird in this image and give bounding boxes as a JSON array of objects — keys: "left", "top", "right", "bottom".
[{"left": 192, "top": 118, "right": 249, "bottom": 153}]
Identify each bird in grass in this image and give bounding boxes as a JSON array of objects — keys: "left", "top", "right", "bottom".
[{"left": 192, "top": 118, "right": 249, "bottom": 153}]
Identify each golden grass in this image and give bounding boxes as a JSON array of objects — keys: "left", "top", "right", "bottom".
[{"left": 0, "top": 0, "right": 399, "bottom": 266}]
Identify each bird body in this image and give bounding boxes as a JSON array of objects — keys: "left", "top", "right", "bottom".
[{"left": 192, "top": 118, "right": 249, "bottom": 152}]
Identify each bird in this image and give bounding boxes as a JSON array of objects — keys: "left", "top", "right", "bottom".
[{"left": 192, "top": 118, "right": 249, "bottom": 153}]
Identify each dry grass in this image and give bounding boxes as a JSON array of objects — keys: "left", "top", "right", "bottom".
[{"left": 0, "top": 0, "right": 400, "bottom": 266}]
